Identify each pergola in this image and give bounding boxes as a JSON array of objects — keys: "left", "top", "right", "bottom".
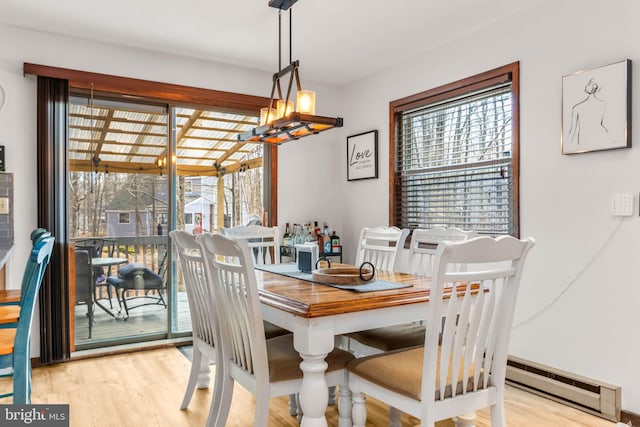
[
  {"left": 68, "top": 97, "right": 264, "bottom": 231},
  {"left": 68, "top": 99, "right": 263, "bottom": 177}
]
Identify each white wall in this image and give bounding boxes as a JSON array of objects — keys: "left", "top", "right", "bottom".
[
  {"left": 311, "top": 0, "right": 640, "bottom": 414},
  {"left": 3, "top": 0, "right": 640, "bottom": 415}
]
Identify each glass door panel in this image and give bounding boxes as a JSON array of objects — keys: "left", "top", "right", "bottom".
[
  {"left": 68, "top": 93, "right": 170, "bottom": 349},
  {"left": 172, "top": 107, "right": 262, "bottom": 334}
]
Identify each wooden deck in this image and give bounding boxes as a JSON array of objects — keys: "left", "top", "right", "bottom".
[{"left": 74, "top": 291, "right": 192, "bottom": 347}]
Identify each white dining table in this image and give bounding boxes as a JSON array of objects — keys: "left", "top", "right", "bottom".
[{"left": 255, "top": 266, "right": 478, "bottom": 427}]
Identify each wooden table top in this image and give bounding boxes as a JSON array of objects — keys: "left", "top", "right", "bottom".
[
  {"left": 257, "top": 268, "right": 435, "bottom": 318},
  {"left": 92, "top": 257, "right": 129, "bottom": 267}
]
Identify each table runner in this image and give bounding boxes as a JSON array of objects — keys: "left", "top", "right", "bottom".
[{"left": 255, "top": 263, "right": 412, "bottom": 292}]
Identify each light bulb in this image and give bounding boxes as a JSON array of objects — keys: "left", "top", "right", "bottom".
[
  {"left": 260, "top": 107, "right": 276, "bottom": 125},
  {"left": 276, "top": 99, "right": 294, "bottom": 119},
  {"left": 296, "top": 90, "right": 316, "bottom": 115}
]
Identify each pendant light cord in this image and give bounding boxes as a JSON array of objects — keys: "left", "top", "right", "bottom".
[
  {"left": 278, "top": 9, "right": 282, "bottom": 71},
  {"left": 277, "top": 6, "right": 294, "bottom": 70}
]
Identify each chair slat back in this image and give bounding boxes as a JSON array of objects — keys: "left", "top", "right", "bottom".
[
  {"left": 170, "top": 231, "right": 217, "bottom": 348},
  {"left": 354, "top": 226, "right": 409, "bottom": 272},
  {"left": 221, "top": 225, "right": 281, "bottom": 265},
  {"left": 198, "top": 233, "right": 269, "bottom": 383},
  {"left": 423, "top": 236, "right": 534, "bottom": 406},
  {"left": 409, "top": 227, "right": 478, "bottom": 276}
]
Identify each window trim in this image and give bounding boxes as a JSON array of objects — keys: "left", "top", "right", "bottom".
[
  {"left": 118, "top": 212, "right": 131, "bottom": 224},
  {"left": 389, "top": 62, "right": 520, "bottom": 237}
]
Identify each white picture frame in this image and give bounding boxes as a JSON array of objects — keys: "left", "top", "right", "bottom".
[
  {"left": 561, "top": 59, "right": 631, "bottom": 155},
  {"left": 347, "top": 130, "right": 378, "bottom": 181}
]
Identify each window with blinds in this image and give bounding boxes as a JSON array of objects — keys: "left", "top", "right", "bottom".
[{"left": 391, "top": 63, "right": 519, "bottom": 236}]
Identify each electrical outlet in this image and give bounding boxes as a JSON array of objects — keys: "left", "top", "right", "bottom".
[
  {"left": 611, "top": 194, "right": 633, "bottom": 216},
  {"left": 0, "top": 197, "right": 8, "bottom": 215}
]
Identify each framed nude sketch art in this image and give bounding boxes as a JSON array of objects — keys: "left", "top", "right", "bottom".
[{"left": 561, "top": 59, "right": 631, "bottom": 154}]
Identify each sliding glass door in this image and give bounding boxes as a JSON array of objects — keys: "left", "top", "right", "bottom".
[{"left": 67, "top": 93, "right": 262, "bottom": 349}]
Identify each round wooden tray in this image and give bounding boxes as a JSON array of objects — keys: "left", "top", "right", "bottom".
[{"left": 312, "top": 266, "right": 376, "bottom": 285}]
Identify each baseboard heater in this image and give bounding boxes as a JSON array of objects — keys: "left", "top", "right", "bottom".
[{"left": 506, "top": 356, "right": 620, "bottom": 422}]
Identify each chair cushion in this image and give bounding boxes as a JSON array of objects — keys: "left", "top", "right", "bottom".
[
  {"left": 110, "top": 263, "right": 164, "bottom": 289},
  {"left": 347, "top": 345, "right": 481, "bottom": 401},
  {"left": 345, "top": 323, "right": 425, "bottom": 351},
  {"left": 266, "top": 334, "right": 355, "bottom": 383},
  {"left": 117, "top": 263, "right": 143, "bottom": 278}
]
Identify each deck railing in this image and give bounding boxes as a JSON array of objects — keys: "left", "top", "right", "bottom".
[{"left": 72, "top": 236, "right": 169, "bottom": 275}]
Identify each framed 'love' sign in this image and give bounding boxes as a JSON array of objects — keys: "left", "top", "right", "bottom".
[{"left": 347, "top": 130, "right": 378, "bottom": 181}]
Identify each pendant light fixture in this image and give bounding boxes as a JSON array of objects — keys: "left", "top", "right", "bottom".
[{"left": 238, "top": 0, "right": 343, "bottom": 144}]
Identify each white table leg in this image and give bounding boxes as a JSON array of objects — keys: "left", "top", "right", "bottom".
[
  {"left": 298, "top": 353, "right": 329, "bottom": 427},
  {"left": 453, "top": 412, "right": 476, "bottom": 427}
]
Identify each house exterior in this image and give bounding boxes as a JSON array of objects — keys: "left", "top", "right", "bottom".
[{"left": 105, "top": 186, "right": 168, "bottom": 237}]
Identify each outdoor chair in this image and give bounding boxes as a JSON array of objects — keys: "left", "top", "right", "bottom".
[
  {"left": 75, "top": 238, "right": 118, "bottom": 308},
  {"left": 107, "top": 250, "right": 167, "bottom": 319},
  {"left": 348, "top": 236, "right": 535, "bottom": 427},
  {"left": 0, "top": 234, "right": 55, "bottom": 403},
  {"left": 197, "top": 233, "right": 354, "bottom": 427},
  {"left": 73, "top": 247, "right": 94, "bottom": 338}
]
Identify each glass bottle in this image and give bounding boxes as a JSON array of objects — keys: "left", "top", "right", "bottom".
[{"left": 283, "top": 223, "right": 292, "bottom": 247}]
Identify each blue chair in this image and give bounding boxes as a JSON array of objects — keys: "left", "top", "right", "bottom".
[
  {"left": 0, "top": 234, "right": 55, "bottom": 403},
  {"left": 0, "top": 229, "right": 52, "bottom": 328}
]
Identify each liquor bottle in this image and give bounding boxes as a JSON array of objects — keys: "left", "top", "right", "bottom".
[
  {"left": 283, "top": 223, "right": 292, "bottom": 247},
  {"left": 322, "top": 223, "right": 331, "bottom": 255},
  {"left": 331, "top": 231, "right": 340, "bottom": 254}
]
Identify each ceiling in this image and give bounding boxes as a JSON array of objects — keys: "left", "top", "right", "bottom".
[{"left": 0, "top": 0, "right": 541, "bottom": 86}]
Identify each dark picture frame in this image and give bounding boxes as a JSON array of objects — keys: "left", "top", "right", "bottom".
[
  {"left": 561, "top": 59, "right": 632, "bottom": 154},
  {"left": 347, "top": 130, "right": 378, "bottom": 181}
]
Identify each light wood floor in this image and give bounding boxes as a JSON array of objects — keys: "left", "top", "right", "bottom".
[{"left": 0, "top": 347, "right": 617, "bottom": 427}]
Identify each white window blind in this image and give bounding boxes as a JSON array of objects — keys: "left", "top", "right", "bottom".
[{"left": 395, "top": 84, "right": 515, "bottom": 235}]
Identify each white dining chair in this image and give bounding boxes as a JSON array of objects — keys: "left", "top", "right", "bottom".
[
  {"left": 221, "top": 224, "right": 280, "bottom": 265},
  {"left": 170, "top": 230, "right": 222, "bottom": 422},
  {"left": 408, "top": 227, "right": 478, "bottom": 276},
  {"left": 353, "top": 225, "right": 409, "bottom": 272},
  {"left": 219, "top": 224, "right": 298, "bottom": 414},
  {"left": 348, "top": 235, "right": 535, "bottom": 427},
  {"left": 347, "top": 227, "right": 479, "bottom": 424},
  {"left": 346, "top": 227, "right": 479, "bottom": 356},
  {"left": 198, "top": 232, "right": 355, "bottom": 427},
  {"left": 344, "top": 225, "right": 414, "bottom": 356}
]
